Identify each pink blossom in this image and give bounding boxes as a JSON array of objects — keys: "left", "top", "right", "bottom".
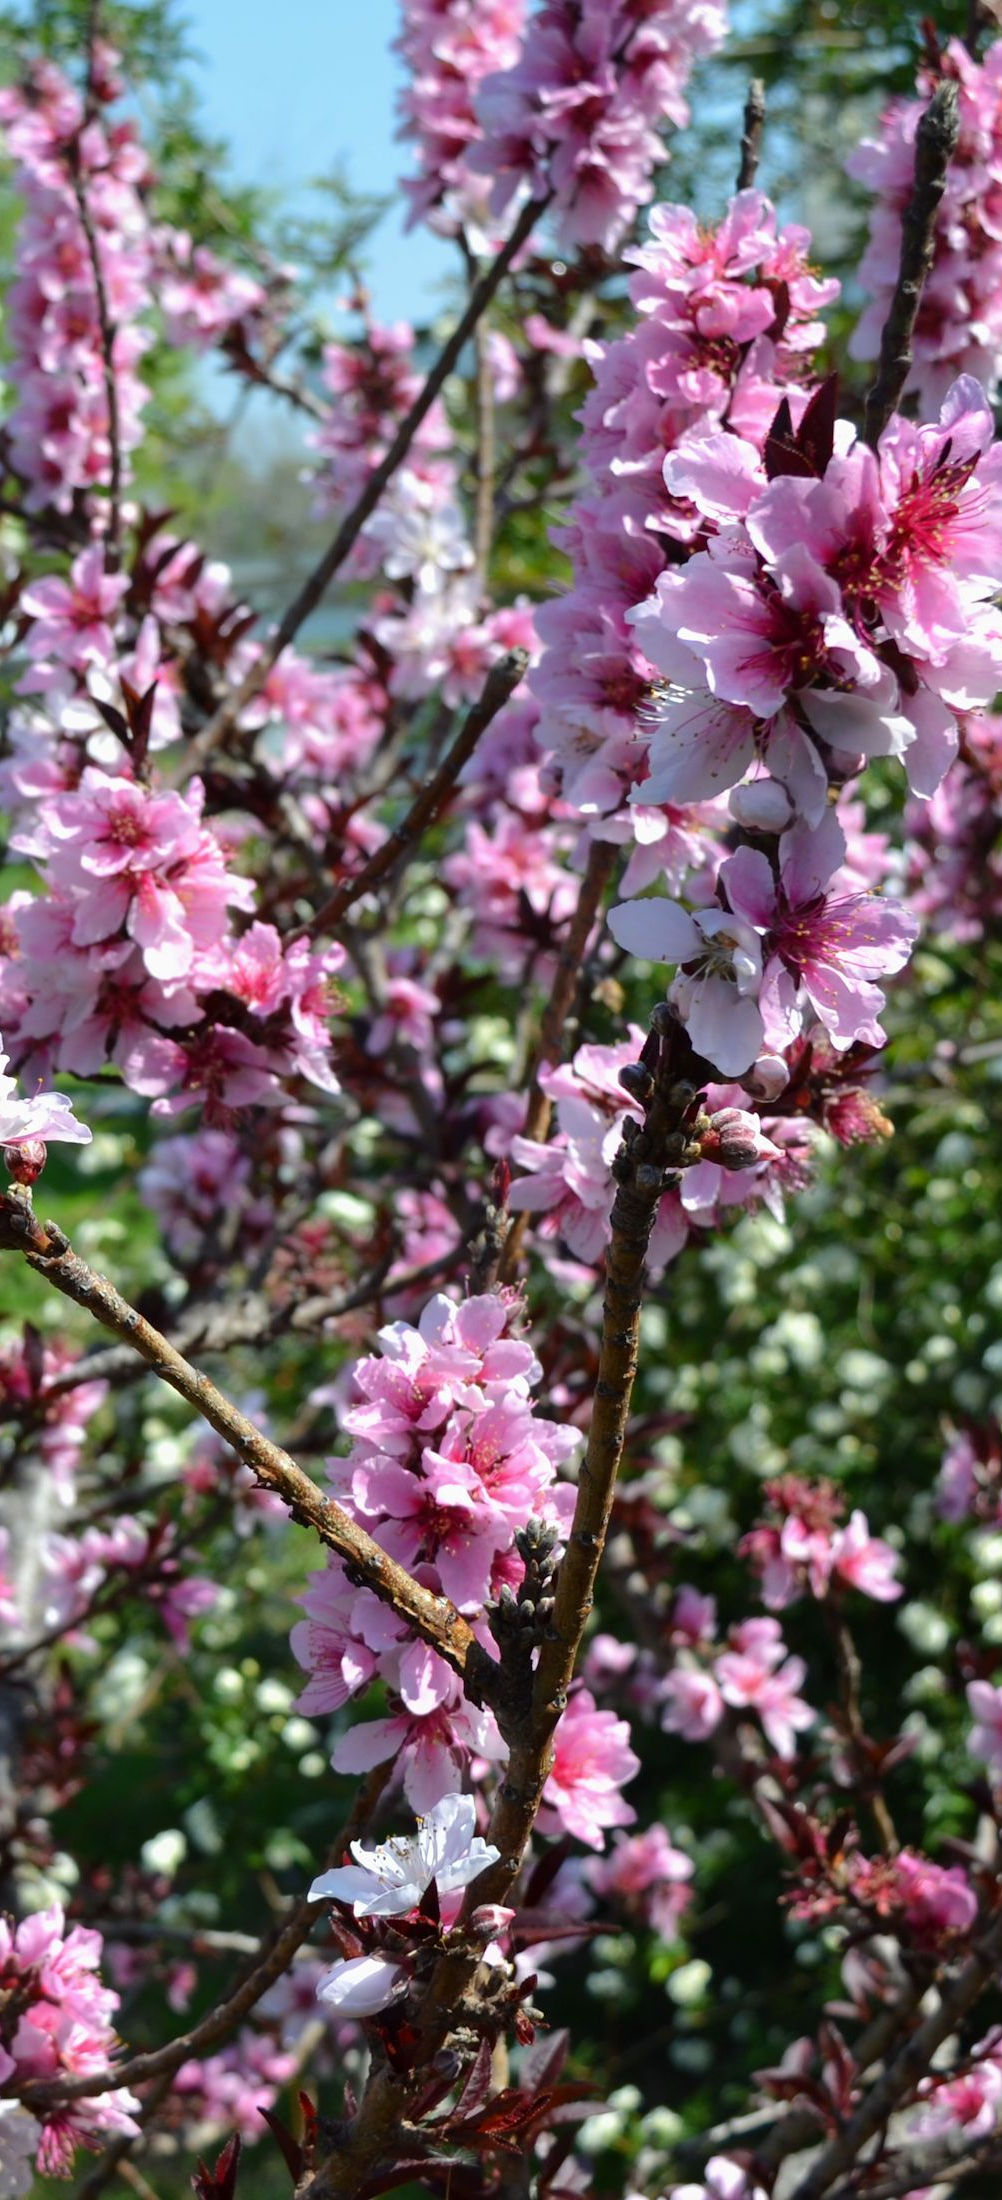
[
  {"left": 535, "top": 1687, "right": 640, "bottom": 1850},
  {"left": 715, "top": 1618, "right": 814, "bottom": 1759},
  {"left": 0, "top": 1905, "right": 139, "bottom": 2175},
  {"left": 723, "top": 811, "right": 918, "bottom": 1056},
  {"left": 966, "top": 1679, "right": 1002, "bottom": 1776},
  {"left": 660, "top": 1662, "right": 725, "bottom": 1743},
  {"left": 587, "top": 1824, "right": 693, "bottom": 1936},
  {"left": 831, "top": 1511, "right": 902, "bottom": 1602}
]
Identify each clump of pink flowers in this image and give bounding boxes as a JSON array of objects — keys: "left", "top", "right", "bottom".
[
  {"left": 0, "top": 1905, "right": 139, "bottom": 2175},
  {"left": 293, "top": 1287, "right": 638, "bottom": 1846},
  {"left": 395, "top": 0, "right": 527, "bottom": 239},
  {"left": 530, "top": 188, "right": 838, "bottom": 818},
  {"left": 739, "top": 1476, "right": 902, "bottom": 1610},
  {"left": 0, "top": 53, "right": 153, "bottom": 515},
  {"left": 472, "top": 0, "right": 729, "bottom": 253}
]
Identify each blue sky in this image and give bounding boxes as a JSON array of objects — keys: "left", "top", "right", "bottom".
[{"left": 182, "top": 0, "right": 454, "bottom": 323}]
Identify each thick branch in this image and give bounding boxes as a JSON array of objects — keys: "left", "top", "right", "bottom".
[
  {"left": 737, "top": 78, "right": 766, "bottom": 190},
  {"left": 297, "top": 1019, "right": 709, "bottom": 2199},
  {"left": 302, "top": 650, "right": 527, "bottom": 938},
  {"left": 0, "top": 1194, "right": 489, "bottom": 1693},
  {"left": 188, "top": 195, "right": 547, "bottom": 765},
  {"left": 862, "top": 82, "right": 959, "bottom": 448}
]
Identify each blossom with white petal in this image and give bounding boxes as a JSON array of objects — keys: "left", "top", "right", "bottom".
[
  {"left": 309, "top": 1792, "right": 499, "bottom": 1919},
  {"left": 315, "top": 1954, "right": 407, "bottom": 2017},
  {"left": 0, "top": 2102, "right": 42, "bottom": 2199},
  {"left": 607, "top": 899, "right": 764, "bottom": 1076},
  {"left": 0, "top": 1051, "right": 90, "bottom": 1148}
]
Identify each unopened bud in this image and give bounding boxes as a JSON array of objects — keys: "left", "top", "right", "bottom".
[
  {"left": 728, "top": 778, "right": 793, "bottom": 832},
  {"left": 3, "top": 1140, "right": 47, "bottom": 1186},
  {"left": 700, "top": 1108, "right": 766, "bottom": 1171},
  {"left": 467, "top": 1904, "right": 515, "bottom": 1942},
  {"left": 618, "top": 1060, "right": 654, "bottom": 1103}
]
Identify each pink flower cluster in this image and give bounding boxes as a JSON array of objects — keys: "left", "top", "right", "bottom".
[
  {"left": 498, "top": 1027, "right": 801, "bottom": 1273},
  {"left": 173, "top": 2029, "right": 298, "bottom": 2145},
  {"left": 152, "top": 228, "right": 269, "bottom": 351},
  {"left": 292, "top": 1288, "right": 638, "bottom": 1846},
  {"left": 849, "top": 38, "right": 1002, "bottom": 409},
  {"left": 0, "top": 762, "right": 344, "bottom": 1119},
  {"left": 530, "top": 191, "right": 839, "bottom": 817},
  {"left": 0, "top": 1906, "right": 139, "bottom": 2176},
  {"left": 661, "top": 1610, "right": 815, "bottom": 1761},
  {"left": 586, "top": 1822, "right": 693, "bottom": 1937},
  {"left": 0, "top": 1331, "right": 107, "bottom": 1509},
  {"left": 0, "top": 53, "right": 152, "bottom": 514},
  {"left": 395, "top": 0, "right": 527, "bottom": 238},
  {"left": 739, "top": 1476, "right": 902, "bottom": 1610},
  {"left": 607, "top": 372, "right": 1002, "bottom": 1076},
  {"left": 310, "top": 317, "right": 453, "bottom": 520},
  {"left": 472, "top": 0, "right": 729, "bottom": 253}
]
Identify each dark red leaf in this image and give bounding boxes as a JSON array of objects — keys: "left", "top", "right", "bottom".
[
  {"left": 192, "top": 2131, "right": 242, "bottom": 2200},
  {"left": 795, "top": 373, "right": 839, "bottom": 476},
  {"left": 259, "top": 2108, "right": 303, "bottom": 2183}
]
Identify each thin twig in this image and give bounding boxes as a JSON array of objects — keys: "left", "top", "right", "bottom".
[
  {"left": 497, "top": 837, "right": 617, "bottom": 1281},
  {"left": 474, "top": 318, "right": 496, "bottom": 577},
  {"left": 188, "top": 195, "right": 547, "bottom": 765},
  {"left": 68, "top": 150, "right": 123, "bottom": 557},
  {"left": 301, "top": 650, "right": 527, "bottom": 937},
  {"left": 786, "top": 1906, "right": 1002, "bottom": 2199},
  {"left": 737, "top": 78, "right": 766, "bottom": 190},
  {"left": 862, "top": 81, "right": 959, "bottom": 447},
  {"left": 827, "top": 1601, "right": 899, "bottom": 1854},
  {"left": 27, "top": 1763, "right": 390, "bottom": 2115},
  {"left": 0, "top": 1194, "right": 491, "bottom": 1695},
  {"left": 827, "top": 2128, "right": 1002, "bottom": 2200}
]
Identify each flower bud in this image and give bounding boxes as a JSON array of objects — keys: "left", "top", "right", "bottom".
[
  {"left": 728, "top": 778, "right": 793, "bottom": 832},
  {"left": 700, "top": 1108, "right": 767, "bottom": 1170},
  {"left": 467, "top": 1903, "right": 515, "bottom": 1942},
  {"left": 3, "top": 1139, "right": 47, "bottom": 1185}
]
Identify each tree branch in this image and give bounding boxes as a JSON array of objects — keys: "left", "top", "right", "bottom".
[
  {"left": 497, "top": 836, "right": 617, "bottom": 1281},
  {"left": 301, "top": 649, "right": 527, "bottom": 938},
  {"left": 26, "top": 1763, "right": 390, "bottom": 2116},
  {"left": 293, "top": 1016, "right": 710, "bottom": 2199},
  {"left": 786, "top": 1906, "right": 1002, "bottom": 2199},
  {"left": 0, "top": 1193, "right": 492, "bottom": 1695},
  {"left": 862, "top": 81, "right": 959, "bottom": 448},
  {"left": 188, "top": 194, "right": 548, "bottom": 766},
  {"left": 737, "top": 78, "right": 766, "bottom": 190},
  {"left": 68, "top": 148, "right": 123, "bottom": 558}
]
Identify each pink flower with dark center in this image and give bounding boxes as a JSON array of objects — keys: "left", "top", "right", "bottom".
[{"left": 722, "top": 809, "right": 918, "bottom": 1054}]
